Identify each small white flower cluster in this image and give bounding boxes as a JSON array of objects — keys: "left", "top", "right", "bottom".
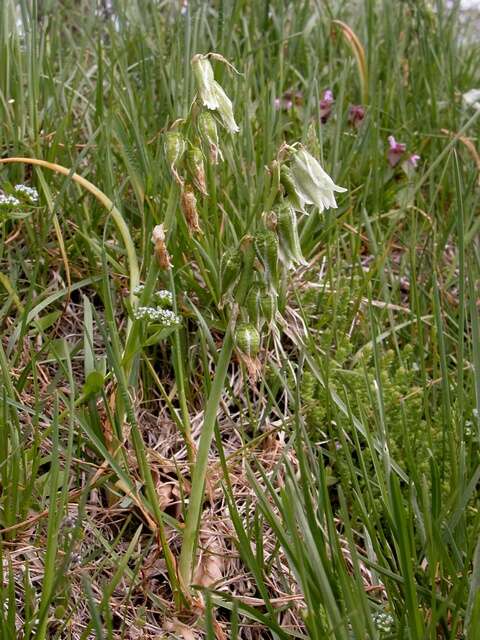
[
  {"left": 373, "top": 611, "right": 394, "bottom": 633},
  {"left": 131, "top": 285, "right": 173, "bottom": 308},
  {"left": 134, "top": 306, "right": 181, "bottom": 327},
  {"left": 14, "top": 184, "right": 39, "bottom": 202},
  {"left": 0, "top": 193, "right": 20, "bottom": 206},
  {"left": 154, "top": 289, "right": 173, "bottom": 307},
  {"left": 132, "top": 284, "right": 145, "bottom": 296}
]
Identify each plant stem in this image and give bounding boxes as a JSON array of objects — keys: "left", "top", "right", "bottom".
[{"left": 178, "top": 321, "right": 234, "bottom": 584}]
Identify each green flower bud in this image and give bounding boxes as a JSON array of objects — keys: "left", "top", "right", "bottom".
[
  {"left": 235, "top": 322, "right": 260, "bottom": 358},
  {"left": 276, "top": 203, "right": 307, "bottom": 268},
  {"left": 187, "top": 146, "right": 208, "bottom": 195},
  {"left": 255, "top": 229, "right": 279, "bottom": 290},
  {"left": 164, "top": 131, "right": 186, "bottom": 183},
  {"left": 197, "top": 111, "right": 222, "bottom": 164},
  {"left": 245, "top": 283, "right": 261, "bottom": 324},
  {"left": 280, "top": 165, "right": 305, "bottom": 212},
  {"left": 259, "top": 288, "right": 277, "bottom": 325},
  {"left": 221, "top": 247, "right": 242, "bottom": 295}
]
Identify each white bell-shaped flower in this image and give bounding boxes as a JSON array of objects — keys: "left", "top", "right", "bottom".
[
  {"left": 290, "top": 146, "right": 346, "bottom": 212},
  {"left": 191, "top": 54, "right": 239, "bottom": 134}
]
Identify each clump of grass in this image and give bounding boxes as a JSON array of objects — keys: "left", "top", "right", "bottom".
[{"left": 0, "top": 1, "right": 479, "bottom": 638}]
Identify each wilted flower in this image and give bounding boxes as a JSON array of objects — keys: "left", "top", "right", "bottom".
[
  {"left": 151, "top": 224, "right": 172, "bottom": 270},
  {"left": 289, "top": 146, "right": 347, "bottom": 212},
  {"left": 181, "top": 184, "right": 201, "bottom": 234},
  {"left": 348, "top": 104, "right": 365, "bottom": 128},
  {"left": 191, "top": 54, "right": 239, "bottom": 133},
  {"left": 319, "top": 89, "right": 334, "bottom": 123},
  {"left": 387, "top": 135, "right": 407, "bottom": 167}
]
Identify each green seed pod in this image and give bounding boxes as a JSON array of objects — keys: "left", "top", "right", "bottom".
[
  {"left": 235, "top": 322, "right": 260, "bottom": 358},
  {"left": 235, "top": 235, "right": 255, "bottom": 304},
  {"left": 259, "top": 288, "right": 277, "bottom": 325},
  {"left": 187, "top": 146, "right": 208, "bottom": 195},
  {"left": 276, "top": 202, "right": 307, "bottom": 268},
  {"left": 221, "top": 247, "right": 242, "bottom": 295},
  {"left": 164, "top": 131, "right": 186, "bottom": 182},
  {"left": 197, "top": 111, "right": 222, "bottom": 163},
  {"left": 255, "top": 229, "right": 279, "bottom": 289},
  {"left": 280, "top": 164, "right": 305, "bottom": 212},
  {"left": 245, "top": 283, "right": 261, "bottom": 324}
]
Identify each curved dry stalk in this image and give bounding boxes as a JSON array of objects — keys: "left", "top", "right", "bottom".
[
  {"left": 332, "top": 20, "right": 368, "bottom": 104},
  {"left": 0, "top": 157, "right": 140, "bottom": 304}
]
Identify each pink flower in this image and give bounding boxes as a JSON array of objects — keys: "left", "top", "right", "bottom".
[
  {"left": 274, "top": 90, "right": 299, "bottom": 111},
  {"left": 348, "top": 105, "right": 365, "bottom": 128},
  {"left": 387, "top": 135, "right": 407, "bottom": 167},
  {"left": 407, "top": 154, "right": 420, "bottom": 168},
  {"left": 319, "top": 89, "right": 334, "bottom": 123}
]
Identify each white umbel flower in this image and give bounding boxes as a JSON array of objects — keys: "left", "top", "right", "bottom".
[
  {"left": 191, "top": 54, "right": 239, "bottom": 134},
  {"left": 0, "top": 193, "right": 20, "bottom": 206},
  {"left": 14, "top": 184, "right": 39, "bottom": 202},
  {"left": 134, "top": 306, "right": 181, "bottom": 327},
  {"left": 290, "top": 146, "right": 347, "bottom": 213}
]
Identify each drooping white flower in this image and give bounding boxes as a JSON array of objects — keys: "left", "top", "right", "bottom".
[
  {"left": 191, "top": 54, "right": 239, "bottom": 134},
  {"left": 289, "top": 146, "right": 347, "bottom": 213}
]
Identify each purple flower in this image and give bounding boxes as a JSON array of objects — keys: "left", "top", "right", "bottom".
[
  {"left": 348, "top": 104, "right": 365, "bottom": 128},
  {"left": 274, "top": 90, "right": 299, "bottom": 111},
  {"left": 387, "top": 135, "right": 407, "bottom": 167},
  {"left": 319, "top": 89, "right": 334, "bottom": 123},
  {"left": 407, "top": 154, "right": 420, "bottom": 168}
]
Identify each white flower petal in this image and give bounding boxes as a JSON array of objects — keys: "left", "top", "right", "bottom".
[
  {"left": 290, "top": 147, "right": 347, "bottom": 212},
  {"left": 213, "top": 82, "right": 239, "bottom": 133}
]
